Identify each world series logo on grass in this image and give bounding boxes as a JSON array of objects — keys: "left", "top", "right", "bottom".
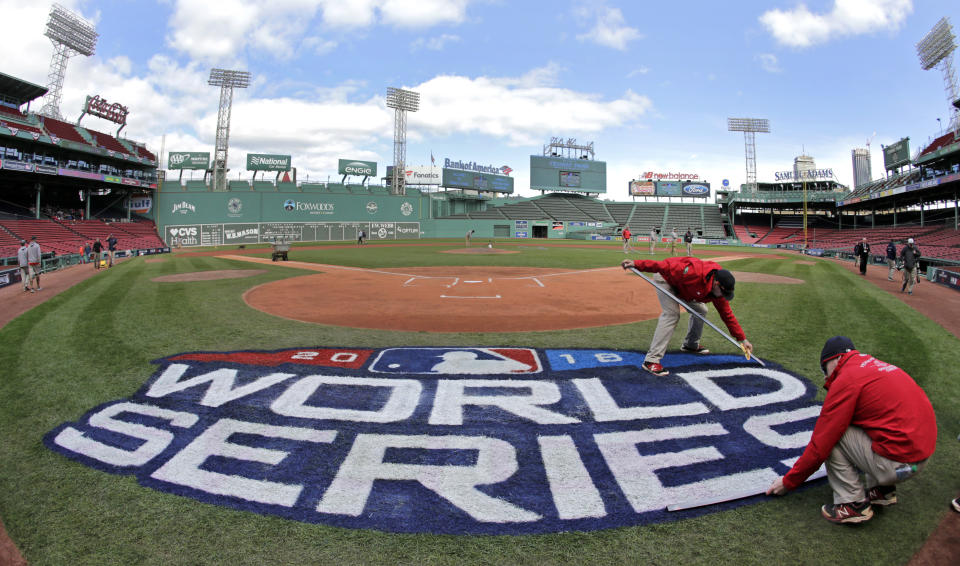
[{"left": 45, "top": 347, "right": 825, "bottom": 534}]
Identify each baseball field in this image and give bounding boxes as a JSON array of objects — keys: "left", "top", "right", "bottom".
[{"left": 1, "top": 239, "right": 958, "bottom": 565}]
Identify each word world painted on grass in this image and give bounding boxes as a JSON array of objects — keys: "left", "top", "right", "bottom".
[{"left": 45, "top": 347, "right": 826, "bottom": 534}]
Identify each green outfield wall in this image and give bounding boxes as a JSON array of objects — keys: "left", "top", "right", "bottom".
[{"left": 154, "top": 183, "right": 615, "bottom": 245}]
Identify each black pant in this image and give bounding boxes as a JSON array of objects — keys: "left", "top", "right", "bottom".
[{"left": 859, "top": 254, "right": 869, "bottom": 274}]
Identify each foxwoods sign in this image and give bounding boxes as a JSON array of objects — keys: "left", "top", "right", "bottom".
[{"left": 45, "top": 347, "right": 824, "bottom": 535}]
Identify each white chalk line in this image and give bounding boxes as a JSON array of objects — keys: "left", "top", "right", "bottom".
[{"left": 222, "top": 254, "right": 624, "bottom": 286}]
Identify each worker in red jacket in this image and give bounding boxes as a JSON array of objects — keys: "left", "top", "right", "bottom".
[
  {"left": 766, "top": 336, "right": 937, "bottom": 524},
  {"left": 621, "top": 226, "right": 632, "bottom": 253},
  {"left": 621, "top": 256, "right": 752, "bottom": 376}
]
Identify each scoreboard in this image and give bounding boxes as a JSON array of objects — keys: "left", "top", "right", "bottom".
[
  {"left": 442, "top": 168, "right": 514, "bottom": 193},
  {"left": 530, "top": 156, "right": 606, "bottom": 193}
]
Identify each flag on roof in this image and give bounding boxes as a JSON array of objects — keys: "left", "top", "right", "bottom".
[{"left": 430, "top": 151, "right": 435, "bottom": 166}]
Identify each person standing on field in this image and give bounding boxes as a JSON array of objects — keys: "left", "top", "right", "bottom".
[
  {"left": 92, "top": 238, "right": 103, "bottom": 269},
  {"left": 684, "top": 228, "right": 694, "bottom": 256},
  {"left": 854, "top": 238, "right": 870, "bottom": 275},
  {"left": 621, "top": 226, "right": 632, "bottom": 253},
  {"left": 620, "top": 255, "right": 753, "bottom": 377},
  {"left": 466, "top": 229, "right": 475, "bottom": 247},
  {"left": 106, "top": 233, "right": 118, "bottom": 267},
  {"left": 766, "top": 336, "right": 936, "bottom": 524},
  {"left": 17, "top": 240, "right": 32, "bottom": 293},
  {"left": 900, "top": 238, "right": 921, "bottom": 295},
  {"left": 885, "top": 240, "right": 897, "bottom": 281},
  {"left": 26, "top": 236, "right": 42, "bottom": 291},
  {"left": 648, "top": 227, "right": 657, "bottom": 255},
  {"left": 670, "top": 227, "right": 678, "bottom": 255}
]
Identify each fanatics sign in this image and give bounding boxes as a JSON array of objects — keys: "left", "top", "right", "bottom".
[{"left": 45, "top": 347, "right": 826, "bottom": 534}]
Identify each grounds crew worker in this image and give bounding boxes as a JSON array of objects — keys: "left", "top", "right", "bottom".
[
  {"left": 621, "top": 256, "right": 752, "bottom": 377},
  {"left": 766, "top": 336, "right": 936, "bottom": 524},
  {"left": 684, "top": 228, "right": 694, "bottom": 256},
  {"left": 621, "top": 226, "right": 632, "bottom": 253}
]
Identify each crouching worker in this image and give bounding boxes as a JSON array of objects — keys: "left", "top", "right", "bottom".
[
  {"left": 621, "top": 256, "right": 753, "bottom": 376},
  {"left": 766, "top": 336, "right": 937, "bottom": 524}
]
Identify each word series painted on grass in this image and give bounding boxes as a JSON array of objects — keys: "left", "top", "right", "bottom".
[{"left": 45, "top": 347, "right": 826, "bottom": 534}]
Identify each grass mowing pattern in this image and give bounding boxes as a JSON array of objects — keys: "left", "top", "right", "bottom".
[{"left": 1, "top": 242, "right": 958, "bottom": 565}]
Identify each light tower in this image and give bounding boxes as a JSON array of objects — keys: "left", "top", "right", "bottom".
[
  {"left": 208, "top": 68, "right": 251, "bottom": 192},
  {"left": 386, "top": 87, "right": 420, "bottom": 196},
  {"left": 39, "top": 4, "right": 98, "bottom": 119},
  {"left": 916, "top": 17, "right": 959, "bottom": 137},
  {"left": 727, "top": 117, "right": 770, "bottom": 189}
]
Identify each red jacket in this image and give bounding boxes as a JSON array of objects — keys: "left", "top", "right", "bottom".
[
  {"left": 631, "top": 256, "right": 745, "bottom": 341},
  {"left": 783, "top": 351, "right": 937, "bottom": 490},
  {"left": 622, "top": 228, "right": 631, "bottom": 240}
]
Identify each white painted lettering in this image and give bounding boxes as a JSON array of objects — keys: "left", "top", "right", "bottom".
[
  {"left": 151, "top": 419, "right": 336, "bottom": 507},
  {"left": 573, "top": 378, "right": 709, "bottom": 422},
  {"left": 429, "top": 379, "right": 578, "bottom": 425},
  {"left": 146, "top": 363, "right": 295, "bottom": 407},
  {"left": 677, "top": 368, "right": 806, "bottom": 410},
  {"left": 271, "top": 375, "right": 421, "bottom": 423},
  {"left": 538, "top": 435, "right": 606, "bottom": 519},
  {"left": 317, "top": 434, "right": 540, "bottom": 522},
  {"left": 54, "top": 402, "right": 198, "bottom": 467}
]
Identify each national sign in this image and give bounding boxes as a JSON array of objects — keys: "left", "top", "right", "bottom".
[{"left": 45, "top": 347, "right": 825, "bottom": 535}]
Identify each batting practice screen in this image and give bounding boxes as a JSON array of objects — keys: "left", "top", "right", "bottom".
[{"left": 529, "top": 156, "right": 606, "bottom": 193}]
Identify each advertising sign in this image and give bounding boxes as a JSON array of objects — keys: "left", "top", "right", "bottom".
[
  {"left": 773, "top": 169, "right": 835, "bottom": 182},
  {"left": 168, "top": 152, "right": 210, "bottom": 170},
  {"left": 222, "top": 224, "right": 260, "bottom": 245},
  {"left": 530, "top": 156, "right": 606, "bottom": 193},
  {"left": 128, "top": 195, "right": 152, "bottom": 214},
  {"left": 442, "top": 168, "right": 514, "bottom": 193},
  {"left": 883, "top": 138, "right": 910, "bottom": 171},
  {"left": 338, "top": 159, "right": 377, "bottom": 177},
  {"left": 656, "top": 181, "right": 683, "bottom": 196},
  {"left": 629, "top": 181, "right": 655, "bottom": 196},
  {"left": 403, "top": 166, "right": 441, "bottom": 185},
  {"left": 247, "top": 154, "right": 292, "bottom": 171},
  {"left": 681, "top": 182, "right": 711, "bottom": 198}
]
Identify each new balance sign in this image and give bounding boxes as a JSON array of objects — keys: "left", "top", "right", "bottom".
[{"left": 45, "top": 347, "right": 825, "bottom": 534}]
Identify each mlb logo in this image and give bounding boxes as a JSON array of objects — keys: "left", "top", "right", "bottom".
[{"left": 369, "top": 347, "right": 541, "bottom": 375}]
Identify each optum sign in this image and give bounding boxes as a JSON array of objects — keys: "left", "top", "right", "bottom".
[{"left": 339, "top": 159, "right": 377, "bottom": 177}]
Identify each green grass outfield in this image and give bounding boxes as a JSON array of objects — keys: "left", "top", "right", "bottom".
[{"left": 1, "top": 239, "right": 958, "bottom": 565}]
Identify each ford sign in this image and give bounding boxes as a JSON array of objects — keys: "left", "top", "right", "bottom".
[{"left": 682, "top": 184, "right": 710, "bottom": 197}]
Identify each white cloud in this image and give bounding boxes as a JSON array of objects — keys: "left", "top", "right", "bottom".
[
  {"left": 575, "top": 4, "right": 642, "bottom": 50},
  {"left": 757, "top": 53, "right": 781, "bottom": 73},
  {"left": 411, "top": 68, "right": 653, "bottom": 146},
  {"left": 317, "top": 0, "right": 470, "bottom": 29},
  {"left": 378, "top": 0, "right": 471, "bottom": 28},
  {"left": 168, "top": 0, "right": 321, "bottom": 62},
  {"left": 760, "top": 0, "right": 913, "bottom": 48},
  {"left": 167, "top": 0, "right": 473, "bottom": 62},
  {"left": 626, "top": 67, "right": 650, "bottom": 78},
  {"left": 411, "top": 34, "right": 461, "bottom": 51}
]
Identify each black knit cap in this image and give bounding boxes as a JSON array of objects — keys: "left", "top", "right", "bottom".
[
  {"left": 714, "top": 269, "right": 735, "bottom": 301},
  {"left": 820, "top": 336, "right": 855, "bottom": 372}
]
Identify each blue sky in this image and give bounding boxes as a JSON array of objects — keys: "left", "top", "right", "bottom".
[{"left": 3, "top": 1, "right": 958, "bottom": 199}]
